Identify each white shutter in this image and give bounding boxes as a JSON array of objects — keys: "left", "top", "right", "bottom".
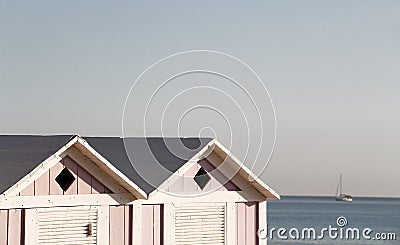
[
  {"left": 175, "top": 203, "right": 225, "bottom": 245},
  {"left": 37, "top": 206, "right": 98, "bottom": 245}
]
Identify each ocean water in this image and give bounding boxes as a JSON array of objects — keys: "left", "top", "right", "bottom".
[{"left": 267, "top": 196, "right": 400, "bottom": 245}]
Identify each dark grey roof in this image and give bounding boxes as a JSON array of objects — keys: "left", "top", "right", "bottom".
[
  {"left": 0, "top": 135, "right": 212, "bottom": 195},
  {"left": 0, "top": 135, "right": 74, "bottom": 194}
]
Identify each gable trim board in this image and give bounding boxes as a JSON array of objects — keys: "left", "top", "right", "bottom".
[
  {"left": 73, "top": 137, "right": 147, "bottom": 198},
  {"left": 213, "top": 140, "right": 280, "bottom": 200},
  {"left": 0, "top": 193, "right": 135, "bottom": 209}
]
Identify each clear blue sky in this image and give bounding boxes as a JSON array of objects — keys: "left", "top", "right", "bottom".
[{"left": 1, "top": 1, "right": 399, "bottom": 197}]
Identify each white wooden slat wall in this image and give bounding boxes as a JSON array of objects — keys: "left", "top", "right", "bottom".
[
  {"left": 37, "top": 206, "right": 98, "bottom": 245},
  {"left": 175, "top": 203, "right": 225, "bottom": 245}
]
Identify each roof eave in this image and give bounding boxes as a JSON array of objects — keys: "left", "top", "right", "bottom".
[{"left": 212, "top": 140, "right": 281, "bottom": 200}]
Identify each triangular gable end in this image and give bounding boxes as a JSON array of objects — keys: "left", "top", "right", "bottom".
[
  {"left": 19, "top": 155, "right": 113, "bottom": 196},
  {"left": 150, "top": 139, "right": 280, "bottom": 200}
]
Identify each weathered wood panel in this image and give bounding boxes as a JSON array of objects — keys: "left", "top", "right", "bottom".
[
  {"left": 8, "top": 209, "right": 22, "bottom": 245},
  {"left": 142, "top": 205, "right": 154, "bottom": 245},
  {"left": 19, "top": 182, "right": 34, "bottom": 196},
  {"left": 0, "top": 210, "right": 8, "bottom": 244},
  {"left": 124, "top": 205, "right": 131, "bottom": 245},
  {"left": 49, "top": 161, "right": 64, "bottom": 195},
  {"left": 245, "top": 202, "right": 258, "bottom": 245},
  {"left": 236, "top": 202, "right": 259, "bottom": 245},
  {"left": 77, "top": 165, "right": 92, "bottom": 194},
  {"left": 153, "top": 205, "right": 162, "bottom": 245},
  {"left": 142, "top": 204, "right": 163, "bottom": 245},
  {"left": 236, "top": 202, "right": 246, "bottom": 245},
  {"left": 35, "top": 170, "right": 49, "bottom": 196},
  {"left": 109, "top": 205, "right": 131, "bottom": 245},
  {"left": 19, "top": 155, "right": 113, "bottom": 196}
]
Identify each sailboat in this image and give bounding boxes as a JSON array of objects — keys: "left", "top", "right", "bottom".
[{"left": 335, "top": 173, "right": 353, "bottom": 202}]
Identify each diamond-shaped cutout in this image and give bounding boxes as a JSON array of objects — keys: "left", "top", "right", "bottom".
[
  {"left": 194, "top": 167, "right": 211, "bottom": 190},
  {"left": 55, "top": 168, "right": 76, "bottom": 191}
]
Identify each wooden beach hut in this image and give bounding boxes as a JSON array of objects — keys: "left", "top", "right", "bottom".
[{"left": 0, "top": 135, "right": 279, "bottom": 245}]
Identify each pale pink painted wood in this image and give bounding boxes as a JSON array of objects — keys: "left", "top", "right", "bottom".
[
  {"left": 182, "top": 162, "right": 199, "bottom": 192},
  {"left": 124, "top": 206, "right": 131, "bottom": 245},
  {"left": 236, "top": 202, "right": 259, "bottom": 245},
  {"left": 0, "top": 210, "right": 8, "bottom": 245},
  {"left": 236, "top": 202, "right": 246, "bottom": 245},
  {"left": 19, "top": 156, "right": 114, "bottom": 196},
  {"left": 8, "top": 209, "right": 21, "bottom": 245},
  {"left": 168, "top": 159, "right": 239, "bottom": 192},
  {"left": 160, "top": 205, "right": 164, "bottom": 243},
  {"left": 142, "top": 204, "right": 162, "bottom": 245},
  {"left": 20, "top": 181, "right": 34, "bottom": 196},
  {"left": 142, "top": 205, "right": 154, "bottom": 245},
  {"left": 153, "top": 205, "right": 161, "bottom": 245},
  {"left": 109, "top": 206, "right": 125, "bottom": 245},
  {"left": 77, "top": 165, "right": 92, "bottom": 194},
  {"left": 245, "top": 202, "right": 258, "bottom": 245},
  {"left": 168, "top": 176, "right": 184, "bottom": 193},
  {"left": 49, "top": 161, "right": 64, "bottom": 195},
  {"left": 61, "top": 157, "right": 78, "bottom": 195},
  {"left": 35, "top": 170, "right": 49, "bottom": 196}
]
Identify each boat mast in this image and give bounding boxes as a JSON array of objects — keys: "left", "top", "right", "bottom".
[{"left": 335, "top": 173, "right": 342, "bottom": 197}]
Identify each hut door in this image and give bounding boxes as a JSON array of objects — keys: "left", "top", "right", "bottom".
[
  {"left": 174, "top": 203, "right": 225, "bottom": 245},
  {"left": 36, "top": 206, "right": 98, "bottom": 245}
]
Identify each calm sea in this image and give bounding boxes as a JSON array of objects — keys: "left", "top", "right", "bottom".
[{"left": 267, "top": 196, "right": 400, "bottom": 245}]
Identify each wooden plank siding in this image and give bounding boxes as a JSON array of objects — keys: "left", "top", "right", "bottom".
[
  {"left": 109, "top": 205, "right": 132, "bottom": 245},
  {"left": 236, "top": 202, "right": 259, "bottom": 245},
  {"left": 19, "top": 156, "right": 112, "bottom": 196},
  {"left": 0, "top": 209, "right": 24, "bottom": 245},
  {"left": 0, "top": 210, "right": 8, "bottom": 245},
  {"left": 142, "top": 204, "right": 163, "bottom": 245},
  {"left": 167, "top": 159, "right": 240, "bottom": 193}
]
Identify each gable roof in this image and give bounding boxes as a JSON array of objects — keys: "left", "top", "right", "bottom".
[
  {"left": 0, "top": 135, "right": 212, "bottom": 196},
  {"left": 0, "top": 135, "right": 279, "bottom": 200}
]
